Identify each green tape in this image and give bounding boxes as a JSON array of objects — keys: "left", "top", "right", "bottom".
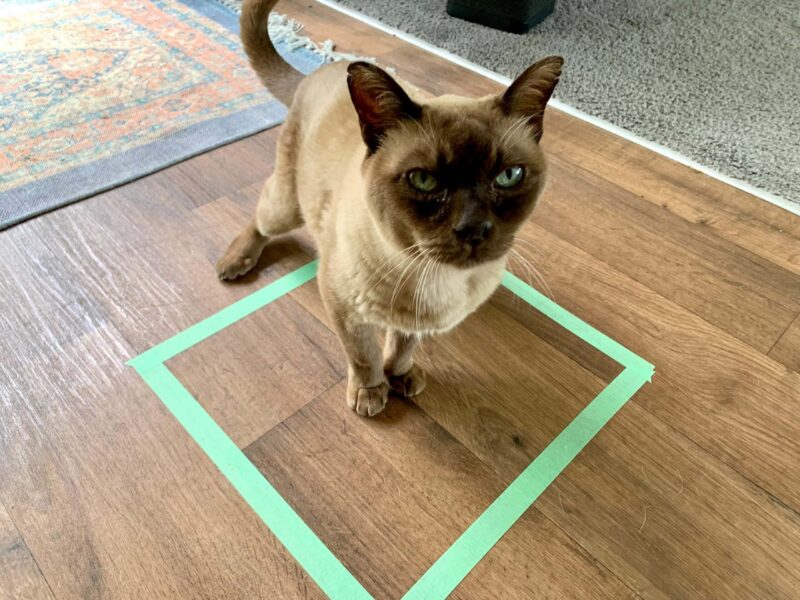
[
  {"left": 402, "top": 367, "right": 648, "bottom": 599},
  {"left": 501, "top": 271, "right": 654, "bottom": 377},
  {"left": 134, "top": 362, "right": 373, "bottom": 599},
  {"left": 128, "top": 260, "right": 318, "bottom": 371},
  {"left": 129, "top": 260, "right": 653, "bottom": 599}
]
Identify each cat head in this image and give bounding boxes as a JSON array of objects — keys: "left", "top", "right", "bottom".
[{"left": 347, "top": 57, "right": 563, "bottom": 268}]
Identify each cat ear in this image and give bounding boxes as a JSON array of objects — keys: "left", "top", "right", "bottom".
[
  {"left": 347, "top": 62, "right": 422, "bottom": 154},
  {"left": 500, "top": 56, "right": 563, "bottom": 143}
]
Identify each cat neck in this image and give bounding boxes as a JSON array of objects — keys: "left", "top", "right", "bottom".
[{"left": 351, "top": 237, "right": 506, "bottom": 334}]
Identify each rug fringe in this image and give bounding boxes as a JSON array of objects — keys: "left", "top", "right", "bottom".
[{"left": 210, "top": 0, "right": 381, "bottom": 67}]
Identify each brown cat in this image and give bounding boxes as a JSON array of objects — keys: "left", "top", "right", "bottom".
[{"left": 217, "top": 0, "right": 563, "bottom": 417}]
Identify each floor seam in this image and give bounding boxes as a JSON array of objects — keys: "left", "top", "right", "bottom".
[{"left": 0, "top": 497, "right": 60, "bottom": 600}]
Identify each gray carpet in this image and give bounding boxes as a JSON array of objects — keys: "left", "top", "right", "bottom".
[{"left": 327, "top": 0, "right": 800, "bottom": 208}]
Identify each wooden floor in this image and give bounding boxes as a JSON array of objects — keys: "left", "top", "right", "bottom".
[{"left": 2, "top": 1, "right": 800, "bottom": 598}]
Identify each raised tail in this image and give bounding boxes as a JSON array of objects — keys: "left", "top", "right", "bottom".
[{"left": 239, "top": 0, "right": 304, "bottom": 106}]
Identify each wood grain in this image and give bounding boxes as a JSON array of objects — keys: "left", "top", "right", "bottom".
[
  {"left": 0, "top": 183, "right": 327, "bottom": 599},
  {"left": 509, "top": 223, "right": 800, "bottom": 513},
  {"left": 167, "top": 291, "right": 344, "bottom": 448},
  {"left": 769, "top": 314, "right": 800, "bottom": 373},
  {"left": 544, "top": 111, "right": 800, "bottom": 276},
  {"left": 412, "top": 247, "right": 800, "bottom": 598},
  {"left": 245, "top": 383, "right": 637, "bottom": 599},
  {"left": 0, "top": 502, "right": 53, "bottom": 600},
  {"left": 536, "top": 157, "right": 800, "bottom": 352},
  {"left": 0, "top": 0, "right": 798, "bottom": 598}
]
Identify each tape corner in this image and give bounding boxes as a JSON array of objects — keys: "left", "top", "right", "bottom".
[{"left": 633, "top": 360, "right": 656, "bottom": 384}]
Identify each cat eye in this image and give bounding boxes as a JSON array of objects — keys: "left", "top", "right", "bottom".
[
  {"left": 408, "top": 170, "right": 439, "bottom": 193},
  {"left": 495, "top": 166, "right": 525, "bottom": 188}
]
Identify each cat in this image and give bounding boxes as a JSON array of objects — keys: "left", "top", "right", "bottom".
[{"left": 217, "top": 0, "right": 563, "bottom": 417}]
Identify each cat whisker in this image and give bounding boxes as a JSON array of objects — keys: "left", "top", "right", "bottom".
[
  {"left": 409, "top": 255, "right": 430, "bottom": 328},
  {"left": 509, "top": 247, "right": 555, "bottom": 299},
  {"left": 362, "top": 243, "right": 423, "bottom": 295},
  {"left": 413, "top": 116, "right": 437, "bottom": 154},
  {"left": 523, "top": 260, "right": 555, "bottom": 300},
  {"left": 412, "top": 258, "right": 426, "bottom": 332},
  {"left": 499, "top": 117, "right": 519, "bottom": 145},
  {"left": 344, "top": 245, "right": 424, "bottom": 324},
  {"left": 414, "top": 254, "right": 438, "bottom": 332},
  {"left": 505, "top": 251, "right": 525, "bottom": 308},
  {"left": 371, "top": 242, "right": 426, "bottom": 280},
  {"left": 390, "top": 250, "right": 426, "bottom": 320},
  {"left": 498, "top": 114, "right": 532, "bottom": 147},
  {"left": 427, "top": 254, "right": 444, "bottom": 330},
  {"left": 509, "top": 249, "right": 535, "bottom": 292}
]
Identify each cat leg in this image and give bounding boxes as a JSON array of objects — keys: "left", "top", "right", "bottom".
[
  {"left": 384, "top": 330, "right": 426, "bottom": 397},
  {"left": 216, "top": 120, "right": 302, "bottom": 280},
  {"left": 342, "top": 320, "right": 389, "bottom": 417},
  {"left": 320, "top": 281, "right": 389, "bottom": 416},
  {"left": 215, "top": 217, "right": 270, "bottom": 280}
]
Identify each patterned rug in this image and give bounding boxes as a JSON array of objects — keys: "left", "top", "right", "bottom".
[{"left": 0, "top": 0, "right": 324, "bottom": 230}]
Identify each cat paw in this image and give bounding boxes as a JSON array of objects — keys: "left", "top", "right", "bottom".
[
  {"left": 215, "top": 252, "right": 258, "bottom": 280},
  {"left": 388, "top": 365, "right": 427, "bottom": 397},
  {"left": 347, "top": 381, "right": 389, "bottom": 417},
  {"left": 216, "top": 225, "right": 267, "bottom": 281}
]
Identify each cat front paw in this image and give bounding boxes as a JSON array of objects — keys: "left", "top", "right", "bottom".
[
  {"left": 387, "top": 365, "right": 426, "bottom": 397},
  {"left": 347, "top": 380, "right": 389, "bottom": 417},
  {"left": 216, "top": 252, "right": 257, "bottom": 280}
]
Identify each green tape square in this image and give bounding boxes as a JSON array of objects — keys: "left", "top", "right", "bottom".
[{"left": 129, "top": 259, "right": 654, "bottom": 599}]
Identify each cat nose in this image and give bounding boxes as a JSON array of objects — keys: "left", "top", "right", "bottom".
[{"left": 454, "top": 220, "right": 493, "bottom": 246}]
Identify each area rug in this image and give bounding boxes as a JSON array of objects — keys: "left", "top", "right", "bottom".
[
  {"left": 0, "top": 0, "right": 325, "bottom": 230},
  {"left": 325, "top": 0, "right": 800, "bottom": 209}
]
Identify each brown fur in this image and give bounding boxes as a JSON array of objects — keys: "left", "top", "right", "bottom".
[{"left": 218, "top": 0, "right": 563, "bottom": 416}]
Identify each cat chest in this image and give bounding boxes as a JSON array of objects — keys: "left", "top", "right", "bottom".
[{"left": 353, "top": 273, "right": 497, "bottom": 334}]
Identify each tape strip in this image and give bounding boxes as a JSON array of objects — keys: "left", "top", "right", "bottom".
[
  {"left": 129, "top": 260, "right": 654, "bottom": 599},
  {"left": 129, "top": 260, "right": 318, "bottom": 372},
  {"left": 133, "top": 362, "right": 373, "bottom": 599},
  {"left": 402, "top": 366, "right": 650, "bottom": 599},
  {"left": 501, "top": 271, "right": 655, "bottom": 378}
]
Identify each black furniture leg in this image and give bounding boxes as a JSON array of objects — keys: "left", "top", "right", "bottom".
[{"left": 446, "top": 0, "right": 555, "bottom": 33}]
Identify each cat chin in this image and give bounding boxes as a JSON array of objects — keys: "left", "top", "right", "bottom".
[
  {"left": 438, "top": 248, "right": 509, "bottom": 270},
  {"left": 448, "top": 257, "right": 491, "bottom": 270}
]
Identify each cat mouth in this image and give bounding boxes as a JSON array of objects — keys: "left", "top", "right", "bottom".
[{"left": 426, "top": 243, "right": 505, "bottom": 268}]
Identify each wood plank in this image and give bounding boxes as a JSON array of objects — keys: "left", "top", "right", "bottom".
[
  {"left": 1, "top": 158, "right": 319, "bottom": 363},
  {"left": 412, "top": 246, "right": 800, "bottom": 597},
  {"left": 417, "top": 361, "right": 800, "bottom": 598},
  {"left": 544, "top": 112, "right": 800, "bottom": 275},
  {"left": 416, "top": 297, "right": 615, "bottom": 467},
  {"left": 151, "top": 128, "right": 281, "bottom": 211},
  {"left": 0, "top": 502, "right": 53, "bottom": 600},
  {"left": 535, "top": 156, "right": 800, "bottom": 352},
  {"left": 399, "top": 217, "right": 800, "bottom": 524},
  {"left": 245, "top": 383, "right": 637, "bottom": 599},
  {"left": 487, "top": 283, "right": 621, "bottom": 383},
  {"left": 509, "top": 222, "right": 800, "bottom": 508},
  {"left": 769, "top": 314, "right": 800, "bottom": 372},
  {"left": 0, "top": 233, "right": 324, "bottom": 599},
  {"left": 167, "top": 289, "right": 344, "bottom": 448}
]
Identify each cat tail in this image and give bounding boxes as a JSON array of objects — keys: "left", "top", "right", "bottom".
[{"left": 240, "top": 0, "right": 304, "bottom": 106}]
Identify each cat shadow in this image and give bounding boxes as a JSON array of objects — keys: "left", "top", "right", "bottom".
[{"left": 373, "top": 394, "right": 415, "bottom": 425}]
